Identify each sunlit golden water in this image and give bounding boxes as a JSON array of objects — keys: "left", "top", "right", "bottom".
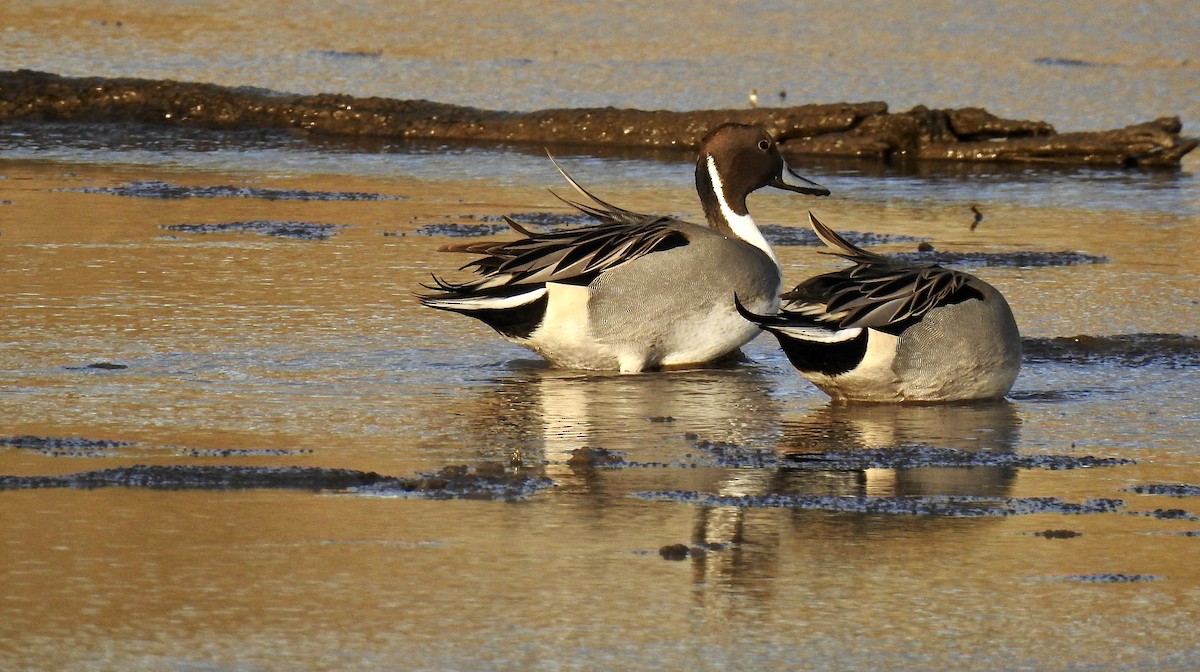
[
  {"left": 2, "top": 0, "right": 1200, "bottom": 668},
  {"left": 1, "top": 150, "right": 1198, "bottom": 670}
]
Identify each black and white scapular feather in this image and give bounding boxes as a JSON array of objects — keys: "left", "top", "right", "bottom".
[{"left": 737, "top": 212, "right": 1021, "bottom": 402}]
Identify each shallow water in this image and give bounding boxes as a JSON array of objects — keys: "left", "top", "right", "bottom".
[
  {"left": 3, "top": 3, "right": 1200, "bottom": 671},
  {"left": 2, "top": 124, "right": 1199, "bottom": 671}
]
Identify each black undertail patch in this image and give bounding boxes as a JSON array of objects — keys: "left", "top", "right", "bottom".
[
  {"left": 776, "top": 328, "right": 870, "bottom": 377},
  {"left": 457, "top": 293, "right": 550, "bottom": 340}
]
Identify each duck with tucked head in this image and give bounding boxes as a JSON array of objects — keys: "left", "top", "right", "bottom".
[
  {"left": 737, "top": 213, "right": 1021, "bottom": 402},
  {"left": 421, "top": 123, "right": 829, "bottom": 372}
]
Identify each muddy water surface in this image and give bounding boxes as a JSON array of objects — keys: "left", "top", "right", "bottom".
[
  {"left": 2, "top": 1, "right": 1200, "bottom": 670},
  {"left": 2, "top": 128, "right": 1199, "bottom": 671}
]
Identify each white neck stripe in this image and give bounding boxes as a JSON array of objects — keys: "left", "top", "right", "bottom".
[{"left": 706, "top": 156, "right": 778, "bottom": 266}]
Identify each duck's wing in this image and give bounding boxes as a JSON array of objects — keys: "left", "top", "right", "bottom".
[
  {"left": 776, "top": 213, "right": 983, "bottom": 333},
  {"left": 424, "top": 156, "right": 694, "bottom": 298},
  {"left": 425, "top": 218, "right": 689, "bottom": 297}
]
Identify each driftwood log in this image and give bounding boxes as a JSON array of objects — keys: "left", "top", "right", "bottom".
[{"left": 0, "top": 70, "right": 1193, "bottom": 167}]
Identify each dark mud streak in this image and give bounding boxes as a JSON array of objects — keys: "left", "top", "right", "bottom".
[
  {"left": 1032, "top": 529, "right": 1082, "bottom": 539},
  {"left": 0, "top": 435, "right": 134, "bottom": 449},
  {"left": 567, "top": 446, "right": 629, "bottom": 469},
  {"left": 413, "top": 222, "right": 518, "bottom": 238},
  {"left": 351, "top": 463, "right": 554, "bottom": 500},
  {"left": 81, "top": 361, "right": 128, "bottom": 370},
  {"left": 2, "top": 70, "right": 1194, "bottom": 167},
  {"left": 689, "top": 439, "right": 781, "bottom": 469},
  {"left": 1136, "top": 508, "right": 1200, "bottom": 521},
  {"left": 689, "top": 439, "right": 1133, "bottom": 471},
  {"left": 1034, "top": 57, "right": 1114, "bottom": 69},
  {"left": 566, "top": 447, "right": 675, "bottom": 469},
  {"left": 1059, "top": 574, "right": 1161, "bottom": 583},
  {"left": 161, "top": 221, "right": 345, "bottom": 240},
  {"left": 411, "top": 213, "right": 593, "bottom": 238},
  {"left": 1125, "top": 484, "right": 1200, "bottom": 497},
  {"left": 1021, "top": 333, "right": 1200, "bottom": 368},
  {"left": 891, "top": 250, "right": 1108, "bottom": 267},
  {"left": 67, "top": 180, "right": 405, "bottom": 201},
  {"left": 761, "top": 225, "right": 923, "bottom": 248},
  {"left": 0, "top": 435, "right": 135, "bottom": 457},
  {"left": 657, "top": 542, "right": 730, "bottom": 561},
  {"left": 181, "top": 448, "right": 316, "bottom": 457},
  {"left": 0, "top": 464, "right": 553, "bottom": 500},
  {"left": 781, "top": 447, "right": 1133, "bottom": 471},
  {"left": 309, "top": 50, "right": 383, "bottom": 60},
  {"left": 1007, "top": 390, "right": 1099, "bottom": 402},
  {"left": 631, "top": 490, "right": 1126, "bottom": 517},
  {"left": 483, "top": 213, "right": 598, "bottom": 228},
  {"left": 0, "top": 465, "right": 383, "bottom": 491}
]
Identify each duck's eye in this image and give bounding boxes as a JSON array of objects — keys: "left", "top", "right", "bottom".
[{"left": 758, "top": 139, "right": 771, "bottom": 151}]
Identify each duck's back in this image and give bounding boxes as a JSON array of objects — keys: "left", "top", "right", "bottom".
[
  {"left": 891, "top": 278, "right": 1021, "bottom": 400},
  {"left": 586, "top": 224, "right": 781, "bottom": 369}
]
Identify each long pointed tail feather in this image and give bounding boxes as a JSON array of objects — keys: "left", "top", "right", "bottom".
[
  {"left": 808, "top": 212, "right": 887, "bottom": 265},
  {"left": 420, "top": 286, "right": 548, "bottom": 312},
  {"left": 502, "top": 215, "right": 538, "bottom": 238},
  {"left": 546, "top": 151, "right": 647, "bottom": 224}
]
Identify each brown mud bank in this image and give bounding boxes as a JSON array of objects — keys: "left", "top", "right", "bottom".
[{"left": 1, "top": 70, "right": 1194, "bottom": 167}]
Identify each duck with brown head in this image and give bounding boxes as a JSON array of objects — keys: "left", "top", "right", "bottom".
[{"left": 421, "top": 123, "right": 829, "bottom": 372}]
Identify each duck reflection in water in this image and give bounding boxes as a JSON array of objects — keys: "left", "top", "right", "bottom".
[
  {"left": 455, "top": 362, "right": 784, "bottom": 480},
  {"left": 776, "top": 400, "right": 1022, "bottom": 497},
  {"left": 688, "top": 401, "right": 1022, "bottom": 590},
  {"left": 460, "top": 367, "right": 1019, "bottom": 500},
  {"left": 451, "top": 365, "right": 1025, "bottom": 593}
]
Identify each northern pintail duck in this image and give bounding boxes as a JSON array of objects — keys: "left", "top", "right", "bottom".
[
  {"left": 737, "top": 213, "right": 1021, "bottom": 402},
  {"left": 421, "top": 123, "right": 830, "bottom": 372}
]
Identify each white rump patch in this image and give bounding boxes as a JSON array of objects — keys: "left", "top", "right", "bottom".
[{"left": 525, "top": 282, "right": 597, "bottom": 360}]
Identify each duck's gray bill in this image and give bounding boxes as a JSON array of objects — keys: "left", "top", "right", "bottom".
[{"left": 772, "top": 161, "right": 830, "bottom": 196}]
